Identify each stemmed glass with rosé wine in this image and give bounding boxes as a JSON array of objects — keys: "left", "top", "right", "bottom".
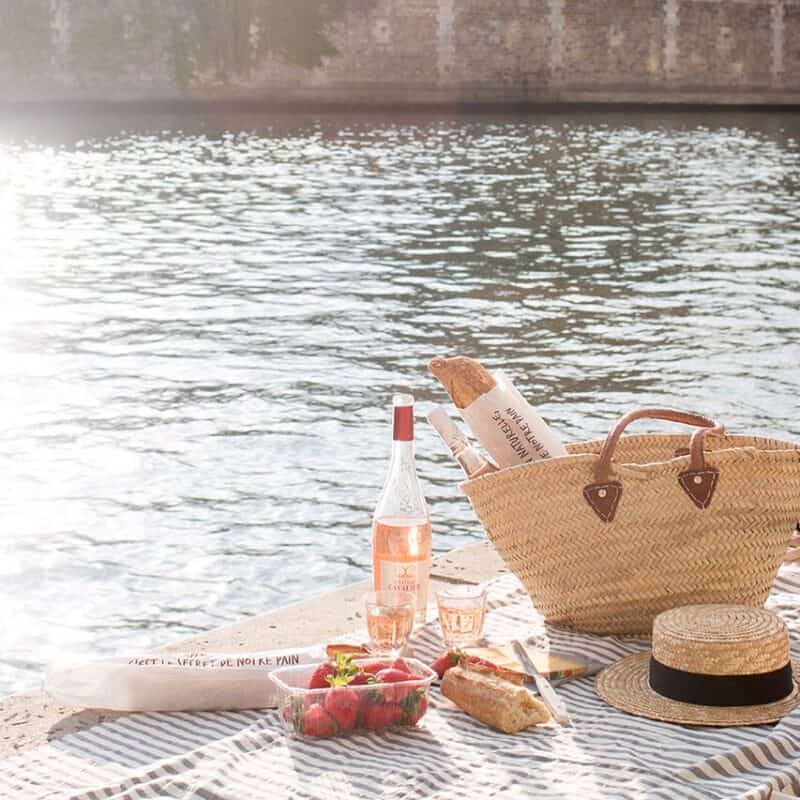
[{"left": 364, "top": 590, "right": 415, "bottom": 656}]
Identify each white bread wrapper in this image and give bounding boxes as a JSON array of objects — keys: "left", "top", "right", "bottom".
[
  {"left": 460, "top": 370, "right": 567, "bottom": 469},
  {"left": 45, "top": 647, "right": 325, "bottom": 712}
]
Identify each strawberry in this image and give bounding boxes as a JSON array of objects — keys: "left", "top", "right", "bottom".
[
  {"left": 285, "top": 695, "right": 315, "bottom": 732},
  {"left": 327, "top": 653, "right": 360, "bottom": 686},
  {"left": 467, "top": 655, "right": 500, "bottom": 671},
  {"left": 430, "top": 650, "right": 461, "bottom": 678},
  {"left": 308, "top": 653, "right": 362, "bottom": 689},
  {"left": 430, "top": 650, "right": 501, "bottom": 679},
  {"left": 362, "top": 660, "right": 392, "bottom": 675},
  {"left": 375, "top": 668, "right": 414, "bottom": 703},
  {"left": 390, "top": 657, "right": 412, "bottom": 673},
  {"left": 401, "top": 690, "right": 428, "bottom": 726},
  {"left": 301, "top": 703, "right": 337, "bottom": 738},
  {"left": 375, "top": 667, "right": 413, "bottom": 683},
  {"left": 362, "top": 702, "right": 404, "bottom": 731},
  {"left": 363, "top": 684, "right": 388, "bottom": 707},
  {"left": 324, "top": 687, "right": 360, "bottom": 731},
  {"left": 349, "top": 671, "right": 375, "bottom": 686},
  {"left": 410, "top": 694, "right": 428, "bottom": 725},
  {"left": 307, "top": 662, "right": 335, "bottom": 690}
]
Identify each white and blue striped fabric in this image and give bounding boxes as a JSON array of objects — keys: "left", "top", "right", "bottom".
[{"left": 3, "top": 566, "right": 800, "bottom": 800}]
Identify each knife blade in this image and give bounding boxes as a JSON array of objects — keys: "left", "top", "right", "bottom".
[{"left": 512, "top": 639, "right": 572, "bottom": 726}]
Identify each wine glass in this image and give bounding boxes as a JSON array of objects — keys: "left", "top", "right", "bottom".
[{"left": 364, "top": 590, "right": 415, "bottom": 656}]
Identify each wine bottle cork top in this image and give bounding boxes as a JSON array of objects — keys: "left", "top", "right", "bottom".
[{"left": 392, "top": 394, "right": 414, "bottom": 441}]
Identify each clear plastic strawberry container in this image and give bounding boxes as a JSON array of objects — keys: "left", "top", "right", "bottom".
[{"left": 269, "top": 657, "right": 436, "bottom": 738}]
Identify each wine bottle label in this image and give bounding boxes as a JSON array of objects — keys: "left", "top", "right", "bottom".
[
  {"left": 378, "top": 558, "right": 430, "bottom": 608},
  {"left": 460, "top": 370, "right": 568, "bottom": 469}
]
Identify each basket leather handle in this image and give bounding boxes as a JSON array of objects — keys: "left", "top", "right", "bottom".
[{"left": 584, "top": 408, "right": 725, "bottom": 523}]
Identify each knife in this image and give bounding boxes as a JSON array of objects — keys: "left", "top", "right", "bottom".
[{"left": 512, "top": 639, "right": 572, "bottom": 726}]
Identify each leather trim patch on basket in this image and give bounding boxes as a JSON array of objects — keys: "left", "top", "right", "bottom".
[
  {"left": 678, "top": 468, "right": 719, "bottom": 509},
  {"left": 583, "top": 481, "right": 623, "bottom": 523}
]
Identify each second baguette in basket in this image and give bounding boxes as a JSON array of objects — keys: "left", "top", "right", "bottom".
[{"left": 428, "top": 356, "right": 567, "bottom": 468}]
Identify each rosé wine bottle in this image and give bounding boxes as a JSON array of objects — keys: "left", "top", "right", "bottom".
[{"left": 372, "top": 393, "right": 431, "bottom": 624}]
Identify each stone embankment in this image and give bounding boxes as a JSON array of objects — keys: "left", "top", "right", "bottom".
[{"left": 0, "top": 1, "right": 798, "bottom": 106}]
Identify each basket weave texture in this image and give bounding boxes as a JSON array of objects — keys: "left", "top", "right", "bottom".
[{"left": 462, "top": 432, "right": 800, "bottom": 635}]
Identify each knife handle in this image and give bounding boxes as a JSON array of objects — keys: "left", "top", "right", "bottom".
[{"left": 535, "top": 676, "right": 571, "bottom": 725}]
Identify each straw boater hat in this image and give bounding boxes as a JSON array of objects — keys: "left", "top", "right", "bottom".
[{"left": 596, "top": 604, "right": 800, "bottom": 726}]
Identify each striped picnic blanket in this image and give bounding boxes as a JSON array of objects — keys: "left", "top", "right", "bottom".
[{"left": 3, "top": 566, "right": 800, "bottom": 800}]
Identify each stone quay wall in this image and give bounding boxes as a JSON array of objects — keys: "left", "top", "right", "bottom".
[{"left": 0, "top": 1, "right": 798, "bottom": 106}]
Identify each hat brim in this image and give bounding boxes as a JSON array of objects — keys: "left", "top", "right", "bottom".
[{"left": 595, "top": 653, "right": 800, "bottom": 727}]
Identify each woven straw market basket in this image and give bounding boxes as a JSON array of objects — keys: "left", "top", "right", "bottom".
[{"left": 461, "top": 408, "right": 800, "bottom": 636}]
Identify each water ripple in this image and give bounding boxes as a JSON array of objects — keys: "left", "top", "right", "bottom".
[{"left": 0, "top": 110, "right": 798, "bottom": 695}]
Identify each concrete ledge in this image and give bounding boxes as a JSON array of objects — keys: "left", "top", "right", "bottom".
[{"left": 0, "top": 541, "right": 506, "bottom": 758}]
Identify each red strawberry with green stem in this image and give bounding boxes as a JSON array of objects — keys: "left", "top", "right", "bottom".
[
  {"left": 307, "top": 662, "right": 336, "bottom": 690},
  {"left": 430, "top": 650, "right": 461, "bottom": 679},
  {"left": 401, "top": 690, "right": 428, "bottom": 725},
  {"left": 430, "top": 650, "right": 501, "bottom": 679},
  {"left": 308, "top": 653, "right": 361, "bottom": 690},
  {"left": 324, "top": 687, "right": 360, "bottom": 731},
  {"left": 467, "top": 655, "right": 500, "bottom": 671},
  {"left": 375, "top": 667, "right": 412, "bottom": 683},
  {"left": 390, "top": 657, "right": 412, "bottom": 673},
  {"left": 362, "top": 660, "right": 392, "bottom": 675},
  {"left": 328, "top": 653, "right": 360, "bottom": 686},
  {"left": 362, "top": 702, "right": 404, "bottom": 731},
  {"left": 302, "top": 704, "right": 338, "bottom": 738},
  {"left": 374, "top": 668, "right": 415, "bottom": 703},
  {"left": 349, "top": 671, "right": 375, "bottom": 686}
]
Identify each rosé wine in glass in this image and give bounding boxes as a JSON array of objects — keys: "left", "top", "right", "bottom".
[
  {"left": 436, "top": 585, "right": 488, "bottom": 647},
  {"left": 364, "top": 590, "right": 415, "bottom": 656}
]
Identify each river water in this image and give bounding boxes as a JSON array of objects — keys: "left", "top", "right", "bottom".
[{"left": 0, "top": 109, "right": 798, "bottom": 696}]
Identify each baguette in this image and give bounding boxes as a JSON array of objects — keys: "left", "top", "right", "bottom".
[
  {"left": 428, "top": 357, "right": 496, "bottom": 409},
  {"left": 441, "top": 665, "right": 550, "bottom": 733},
  {"left": 325, "top": 643, "right": 370, "bottom": 659}
]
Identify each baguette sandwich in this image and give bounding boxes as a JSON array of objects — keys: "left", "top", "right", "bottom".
[{"left": 441, "top": 664, "right": 550, "bottom": 733}]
